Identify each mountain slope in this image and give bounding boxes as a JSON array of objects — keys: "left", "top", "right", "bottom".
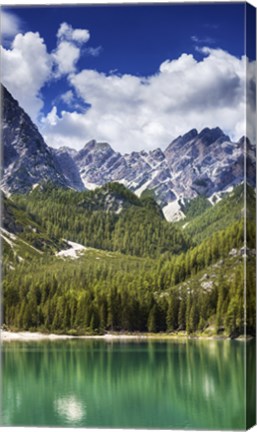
[
  {"left": 1, "top": 85, "right": 69, "bottom": 193},
  {"left": 1, "top": 192, "right": 68, "bottom": 270},
  {"left": 12, "top": 182, "right": 189, "bottom": 258},
  {"left": 53, "top": 147, "right": 85, "bottom": 191}
]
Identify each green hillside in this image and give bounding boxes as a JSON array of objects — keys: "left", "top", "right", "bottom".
[
  {"left": 12, "top": 182, "right": 189, "bottom": 258},
  {"left": 2, "top": 183, "right": 256, "bottom": 338},
  {"left": 178, "top": 185, "right": 254, "bottom": 244}
]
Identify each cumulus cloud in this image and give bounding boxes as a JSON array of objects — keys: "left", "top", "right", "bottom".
[
  {"left": 1, "top": 21, "right": 91, "bottom": 121},
  {"left": 52, "top": 22, "right": 90, "bottom": 77},
  {"left": 42, "top": 108, "right": 89, "bottom": 148},
  {"left": 1, "top": 10, "right": 22, "bottom": 39},
  {"left": 246, "top": 58, "right": 256, "bottom": 144},
  {"left": 41, "top": 48, "right": 255, "bottom": 152},
  {"left": 1, "top": 32, "right": 52, "bottom": 121},
  {"left": 61, "top": 90, "right": 75, "bottom": 105},
  {"left": 57, "top": 22, "right": 90, "bottom": 44},
  {"left": 52, "top": 41, "right": 80, "bottom": 75}
]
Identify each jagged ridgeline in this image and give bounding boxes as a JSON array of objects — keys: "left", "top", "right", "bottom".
[{"left": 1, "top": 85, "right": 256, "bottom": 337}]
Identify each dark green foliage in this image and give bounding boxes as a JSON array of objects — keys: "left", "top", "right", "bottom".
[
  {"left": 2, "top": 192, "right": 65, "bottom": 253},
  {"left": 180, "top": 184, "right": 246, "bottom": 244},
  {"left": 140, "top": 189, "right": 156, "bottom": 200},
  {"left": 180, "top": 196, "right": 211, "bottom": 219}
]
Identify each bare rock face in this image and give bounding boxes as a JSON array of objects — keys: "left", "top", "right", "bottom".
[
  {"left": 163, "top": 127, "right": 247, "bottom": 200},
  {"left": 70, "top": 127, "right": 254, "bottom": 216},
  {"left": 1, "top": 85, "right": 68, "bottom": 193},
  {"left": 53, "top": 147, "right": 84, "bottom": 191}
]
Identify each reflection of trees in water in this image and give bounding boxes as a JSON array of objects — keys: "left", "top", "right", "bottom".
[{"left": 2, "top": 340, "right": 254, "bottom": 428}]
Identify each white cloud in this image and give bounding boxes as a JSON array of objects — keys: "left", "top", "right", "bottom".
[
  {"left": 42, "top": 108, "right": 90, "bottom": 148},
  {"left": 41, "top": 48, "right": 255, "bottom": 152},
  {"left": 84, "top": 46, "right": 102, "bottom": 57},
  {"left": 1, "top": 10, "right": 22, "bottom": 39},
  {"left": 246, "top": 57, "right": 256, "bottom": 144},
  {"left": 1, "top": 21, "right": 91, "bottom": 121},
  {"left": 159, "top": 53, "right": 197, "bottom": 73},
  {"left": 45, "top": 106, "right": 58, "bottom": 126},
  {"left": 57, "top": 22, "right": 90, "bottom": 44},
  {"left": 191, "top": 35, "right": 215, "bottom": 44},
  {"left": 52, "top": 40, "right": 80, "bottom": 75},
  {"left": 1, "top": 32, "right": 52, "bottom": 121},
  {"left": 72, "top": 28, "right": 90, "bottom": 43},
  {"left": 52, "top": 22, "right": 90, "bottom": 77},
  {"left": 61, "top": 90, "right": 75, "bottom": 105}
]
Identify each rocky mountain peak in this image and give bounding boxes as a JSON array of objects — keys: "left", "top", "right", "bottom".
[
  {"left": 83, "top": 139, "right": 112, "bottom": 152},
  {"left": 198, "top": 127, "right": 230, "bottom": 145},
  {"left": 238, "top": 136, "right": 252, "bottom": 146},
  {"left": 165, "top": 128, "right": 198, "bottom": 155},
  {"left": 1, "top": 84, "right": 68, "bottom": 194},
  {"left": 149, "top": 148, "right": 165, "bottom": 161},
  {"left": 75, "top": 140, "right": 115, "bottom": 163}
]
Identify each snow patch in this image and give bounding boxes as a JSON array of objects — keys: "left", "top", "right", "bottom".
[
  {"left": 208, "top": 185, "right": 234, "bottom": 205},
  {"left": 115, "top": 205, "right": 123, "bottom": 214},
  {"left": 229, "top": 248, "right": 239, "bottom": 257},
  {"left": 1, "top": 234, "right": 15, "bottom": 248},
  {"left": 0, "top": 228, "right": 18, "bottom": 248},
  {"left": 135, "top": 179, "right": 152, "bottom": 197},
  {"left": 56, "top": 241, "right": 87, "bottom": 259},
  {"left": 182, "top": 222, "right": 189, "bottom": 229},
  {"left": 115, "top": 179, "right": 129, "bottom": 187},
  {"left": 0, "top": 228, "right": 17, "bottom": 241},
  {"left": 1, "top": 227, "right": 44, "bottom": 255},
  {"left": 201, "top": 281, "right": 214, "bottom": 291},
  {"left": 162, "top": 200, "right": 185, "bottom": 222},
  {"left": 81, "top": 179, "right": 99, "bottom": 190}
]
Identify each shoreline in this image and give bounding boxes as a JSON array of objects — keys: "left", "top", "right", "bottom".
[{"left": 1, "top": 330, "right": 254, "bottom": 342}]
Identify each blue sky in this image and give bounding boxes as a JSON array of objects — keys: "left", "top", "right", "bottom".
[{"left": 1, "top": 3, "right": 256, "bottom": 151}]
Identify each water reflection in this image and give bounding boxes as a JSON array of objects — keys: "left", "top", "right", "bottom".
[
  {"left": 1, "top": 339, "right": 255, "bottom": 429},
  {"left": 54, "top": 395, "right": 86, "bottom": 423}
]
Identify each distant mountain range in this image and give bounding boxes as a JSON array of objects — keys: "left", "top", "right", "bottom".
[{"left": 1, "top": 84, "right": 255, "bottom": 221}]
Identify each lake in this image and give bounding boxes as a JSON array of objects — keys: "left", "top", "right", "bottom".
[{"left": 1, "top": 339, "right": 255, "bottom": 429}]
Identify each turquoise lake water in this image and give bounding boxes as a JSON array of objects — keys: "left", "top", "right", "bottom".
[{"left": 1, "top": 339, "right": 255, "bottom": 429}]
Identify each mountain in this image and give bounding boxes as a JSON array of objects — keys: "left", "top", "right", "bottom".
[
  {"left": 2, "top": 85, "right": 255, "bottom": 222},
  {"left": 53, "top": 146, "right": 85, "bottom": 191},
  {"left": 1, "top": 85, "right": 69, "bottom": 193},
  {"left": 57, "top": 128, "right": 254, "bottom": 221}
]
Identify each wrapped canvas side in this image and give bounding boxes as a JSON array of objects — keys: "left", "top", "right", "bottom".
[{"left": 246, "top": 2, "right": 256, "bottom": 429}]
